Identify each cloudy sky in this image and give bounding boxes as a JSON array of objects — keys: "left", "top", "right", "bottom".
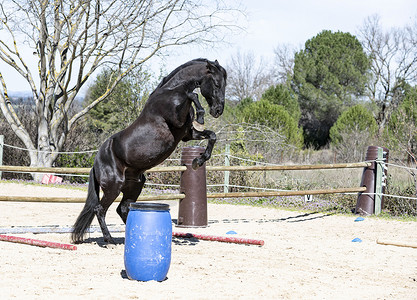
[
  {"left": 1, "top": 0, "right": 416, "bottom": 92},
  {"left": 164, "top": 0, "right": 417, "bottom": 70}
]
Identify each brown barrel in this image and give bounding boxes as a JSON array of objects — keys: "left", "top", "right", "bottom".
[
  {"left": 177, "top": 147, "right": 207, "bottom": 227},
  {"left": 356, "top": 146, "right": 389, "bottom": 215}
]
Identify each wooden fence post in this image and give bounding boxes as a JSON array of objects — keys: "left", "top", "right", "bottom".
[{"left": 224, "top": 144, "right": 230, "bottom": 193}]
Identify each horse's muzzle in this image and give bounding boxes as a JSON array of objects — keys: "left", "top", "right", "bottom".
[{"left": 210, "top": 105, "right": 223, "bottom": 118}]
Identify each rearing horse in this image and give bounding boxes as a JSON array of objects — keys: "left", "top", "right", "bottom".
[{"left": 72, "top": 59, "right": 227, "bottom": 244}]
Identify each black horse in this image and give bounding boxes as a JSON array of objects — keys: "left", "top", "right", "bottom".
[{"left": 72, "top": 59, "right": 227, "bottom": 244}]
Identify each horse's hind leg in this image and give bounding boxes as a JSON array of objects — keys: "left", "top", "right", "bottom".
[{"left": 117, "top": 172, "right": 146, "bottom": 223}]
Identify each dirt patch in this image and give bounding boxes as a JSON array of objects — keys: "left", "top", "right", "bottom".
[{"left": 0, "top": 182, "right": 416, "bottom": 299}]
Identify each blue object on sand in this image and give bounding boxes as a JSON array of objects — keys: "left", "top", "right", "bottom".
[
  {"left": 352, "top": 238, "right": 362, "bottom": 243},
  {"left": 354, "top": 217, "right": 365, "bottom": 222},
  {"left": 226, "top": 230, "right": 237, "bottom": 235}
]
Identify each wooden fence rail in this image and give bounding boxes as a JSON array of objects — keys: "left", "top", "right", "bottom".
[
  {"left": 206, "top": 187, "right": 366, "bottom": 198},
  {"left": 0, "top": 187, "right": 366, "bottom": 203},
  {"left": 0, "top": 193, "right": 185, "bottom": 203},
  {"left": 0, "top": 165, "right": 186, "bottom": 174},
  {"left": 0, "top": 162, "right": 368, "bottom": 203},
  {"left": 0, "top": 161, "right": 371, "bottom": 175}
]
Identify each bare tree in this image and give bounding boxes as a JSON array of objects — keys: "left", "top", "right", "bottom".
[
  {"left": 0, "top": 0, "right": 240, "bottom": 177},
  {"left": 226, "top": 51, "right": 274, "bottom": 102},
  {"left": 273, "top": 43, "right": 297, "bottom": 83},
  {"left": 358, "top": 15, "right": 417, "bottom": 134}
]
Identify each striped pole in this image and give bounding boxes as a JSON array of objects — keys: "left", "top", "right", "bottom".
[
  {"left": 173, "top": 232, "right": 264, "bottom": 246},
  {"left": 0, "top": 234, "right": 77, "bottom": 250}
]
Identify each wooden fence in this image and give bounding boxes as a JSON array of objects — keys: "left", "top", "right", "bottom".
[
  {"left": 0, "top": 161, "right": 370, "bottom": 174},
  {"left": 0, "top": 162, "right": 369, "bottom": 203}
]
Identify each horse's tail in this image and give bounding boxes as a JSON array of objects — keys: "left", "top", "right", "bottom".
[{"left": 71, "top": 168, "right": 99, "bottom": 243}]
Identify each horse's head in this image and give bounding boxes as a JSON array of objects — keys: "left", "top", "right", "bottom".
[{"left": 199, "top": 60, "right": 227, "bottom": 118}]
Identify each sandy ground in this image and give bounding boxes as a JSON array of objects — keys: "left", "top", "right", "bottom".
[{"left": 0, "top": 182, "right": 416, "bottom": 299}]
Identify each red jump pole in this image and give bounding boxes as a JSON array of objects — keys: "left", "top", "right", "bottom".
[
  {"left": 0, "top": 234, "right": 77, "bottom": 250},
  {"left": 172, "top": 232, "right": 264, "bottom": 246}
]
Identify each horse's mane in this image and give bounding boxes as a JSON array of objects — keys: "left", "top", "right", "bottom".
[{"left": 157, "top": 58, "right": 226, "bottom": 89}]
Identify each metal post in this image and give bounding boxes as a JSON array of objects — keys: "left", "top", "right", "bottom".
[
  {"left": 224, "top": 144, "right": 230, "bottom": 193},
  {"left": 0, "top": 135, "right": 3, "bottom": 179},
  {"left": 374, "top": 147, "right": 383, "bottom": 215}
]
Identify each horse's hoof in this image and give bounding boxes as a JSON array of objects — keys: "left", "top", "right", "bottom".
[
  {"left": 105, "top": 243, "right": 117, "bottom": 249},
  {"left": 192, "top": 158, "right": 201, "bottom": 170},
  {"left": 192, "top": 120, "right": 205, "bottom": 132}
]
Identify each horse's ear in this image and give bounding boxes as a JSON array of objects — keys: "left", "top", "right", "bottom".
[{"left": 206, "top": 61, "right": 216, "bottom": 74}]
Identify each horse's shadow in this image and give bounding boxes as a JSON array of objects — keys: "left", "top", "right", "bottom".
[
  {"left": 83, "top": 234, "right": 199, "bottom": 247},
  {"left": 83, "top": 237, "right": 125, "bottom": 247},
  {"left": 120, "top": 270, "right": 169, "bottom": 281},
  {"left": 172, "top": 236, "right": 199, "bottom": 246},
  {"left": 82, "top": 212, "right": 332, "bottom": 248},
  {"left": 207, "top": 211, "right": 335, "bottom": 225}
]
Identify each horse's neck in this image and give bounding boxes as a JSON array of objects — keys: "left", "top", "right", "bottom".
[{"left": 162, "top": 64, "right": 205, "bottom": 89}]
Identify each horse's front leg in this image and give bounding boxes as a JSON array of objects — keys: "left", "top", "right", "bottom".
[
  {"left": 183, "top": 128, "right": 216, "bottom": 170},
  {"left": 117, "top": 173, "right": 146, "bottom": 223},
  {"left": 189, "top": 92, "right": 205, "bottom": 131}
]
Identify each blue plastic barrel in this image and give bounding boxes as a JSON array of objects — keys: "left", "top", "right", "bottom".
[{"left": 124, "top": 202, "right": 172, "bottom": 281}]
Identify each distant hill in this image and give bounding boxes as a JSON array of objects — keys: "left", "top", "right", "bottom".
[
  {"left": 7, "top": 91, "right": 84, "bottom": 103},
  {"left": 8, "top": 91, "right": 33, "bottom": 99}
]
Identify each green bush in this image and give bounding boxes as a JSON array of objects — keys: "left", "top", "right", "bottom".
[
  {"left": 330, "top": 104, "right": 377, "bottom": 145},
  {"left": 329, "top": 104, "right": 378, "bottom": 162},
  {"left": 384, "top": 86, "right": 417, "bottom": 158},
  {"left": 261, "top": 84, "right": 301, "bottom": 122},
  {"left": 241, "top": 99, "right": 304, "bottom": 148}
]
